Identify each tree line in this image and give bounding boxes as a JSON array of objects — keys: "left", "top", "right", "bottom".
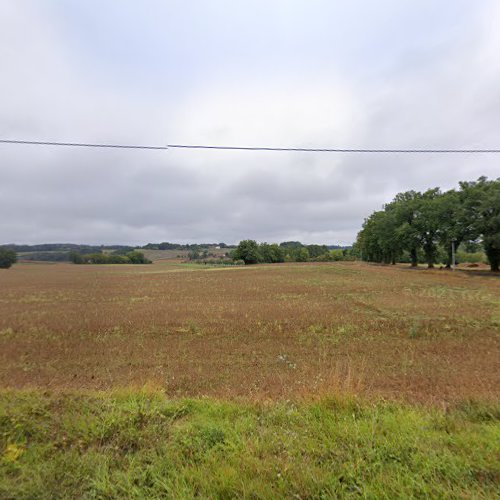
[
  {"left": 355, "top": 177, "right": 500, "bottom": 271},
  {"left": 69, "top": 251, "right": 151, "bottom": 265},
  {"left": 231, "top": 240, "right": 354, "bottom": 265}
]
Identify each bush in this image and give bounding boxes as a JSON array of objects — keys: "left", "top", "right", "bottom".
[
  {"left": 456, "top": 251, "right": 487, "bottom": 264},
  {"left": 0, "top": 248, "right": 17, "bottom": 269}
]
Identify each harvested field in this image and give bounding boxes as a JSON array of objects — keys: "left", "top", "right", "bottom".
[{"left": 1, "top": 262, "right": 498, "bottom": 403}]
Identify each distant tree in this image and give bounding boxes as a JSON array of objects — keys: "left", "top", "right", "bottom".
[
  {"left": 188, "top": 249, "right": 200, "bottom": 260},
  {"left": 126, "top": 251, "right": 152, "bottom": 264},
  {"left": 260, "top": 243, "right": 285, "bottom": 263},
  {"left": 233, "top": 240, "right": 262, "bottom": 265},
  {"left": 306, "top": 244, "right": 329, "bottom": 259},
  {"left": 0, "top": 248, "right": 17, "bottom": 269},
  {"left": 279, "top": 241, "right": 303, "bottom": 249},
  {"left": 295, "top": 247, "right": 310, "bottom": 262},
  {"left": 69, "top": 251, "right": 83, "bottom": 264},
  {"left": 70, "top": 250, "right": 151, "bottom": 265}
]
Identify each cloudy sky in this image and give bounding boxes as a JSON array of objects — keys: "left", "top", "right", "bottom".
[{"left": 1, "top": 1, "right": 499, "bottom": 246}]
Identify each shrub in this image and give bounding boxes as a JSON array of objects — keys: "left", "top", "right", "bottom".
[{"left": 0, "top": 248, "right": 17, "bottom": 269}]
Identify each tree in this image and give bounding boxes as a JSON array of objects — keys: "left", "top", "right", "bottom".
[
  {"left": 188, "top": 249, "right": 200, "bottom": 260},
  {"left": 126, "top": 251, "right": 152, "bottom": 264},
  {"left": 475, "top": 178, "right": 500, "bottom": 271},
  {"left": 296, "top": 247, "right": 310, "bottom": 262},
  {"left": 69, "top": 251, "right": 83, "bottom": 264},
  {"left": 457, "top": 177, "right": 500, "bottom": 272},
  {"left": 412, "top": 188, "right": 442, "bottom": 268},
  {"left": 0, "top": 248, "right": 17, "bottom": 269},
  {"left": 259, "top": 243, "right": 285, "bottom": 263},
  {"left": 387, "top": 191, "right": 422, "bottom": 267},
  {"left": 279, "top": 241, "right": 303, "bottom": 249},
  {"left": 306, "top": 244, "right": 329, "bottom": 259},
  {"left": 233, "top": 240, "right": 262, "bottom": 265}
]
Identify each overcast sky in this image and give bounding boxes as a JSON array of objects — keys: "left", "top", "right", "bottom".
[{"left": 1, "top": 1, "right": 499, "bottom": 246}]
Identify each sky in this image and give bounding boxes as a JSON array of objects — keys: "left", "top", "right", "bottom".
[{"left": 1, "top": 1, "right": 499, "bottom": 246}]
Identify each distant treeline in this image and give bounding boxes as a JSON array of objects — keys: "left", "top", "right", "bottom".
[
  {"left": 355, "top": 177, "right": 500, "bottom": 271},
  {"left": 69, "top": 251, "right": 151, "bottom": 265},
  {"left": 142, "top": 241, "right": 347, "bottom": 251},
  {"left": 231, "top": 240, "right": 354, "bottom": 265},
  {"left": 1, "top": 244, "right": 136, "bottom": 262},
  {"left": 2, "top": 243, "right": 134, "bottom": 253},
  {"left": 142, "top": 242, "right": 233, "bottom": 250}
]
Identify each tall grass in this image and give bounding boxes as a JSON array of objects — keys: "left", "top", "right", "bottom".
[{"left": 1, "top": 391, "right": 499, "bottom": 498}]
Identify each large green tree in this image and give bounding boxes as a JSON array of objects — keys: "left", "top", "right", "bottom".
[
  {"left": 387, "top": 191, "right": 422, "bottom": 267},
  {"left": 233, "top": 240, "right": 262, "bottom": 265}
]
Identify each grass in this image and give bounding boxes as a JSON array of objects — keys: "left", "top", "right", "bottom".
[{"left": 1, "top": 391, "right": 499, "bottom": 498}]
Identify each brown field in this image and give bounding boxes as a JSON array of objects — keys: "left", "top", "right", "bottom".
[{"left": 0, "top": 261, "right": 499, "bottom": 403}]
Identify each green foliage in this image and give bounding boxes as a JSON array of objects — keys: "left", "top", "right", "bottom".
[
  {"left": 0, "top": 248, "right": 17, "bottom": 269},
  {"left": 356, "top": 177, "right": 500, "bottom": 271},
  {"left": 456, "top": 251, "right": 487, "bottom": 264},
  {"left": 0, "top": 392, "right": 499, "bottom": 498},
  {"left": 233, "top": 241, "right": 352, "bottom": 264},
  {"left": 259, "top": 243, "right": 285, "bottom": 263},
  {"left": 70, "top": 251, "right": 151, "bottom": 265},
  {"left": 295, "top": 247, "right": 310, "bottom": 262},
  {"left": 232, "top": 240, "right": 262, "bottom": 265},
  {"left": 126, "top": 251, "right": 152, "bottom": 264}
]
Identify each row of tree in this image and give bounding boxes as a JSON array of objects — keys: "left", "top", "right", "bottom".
[
  {"left": 355, "top": 177, "right": 500, "bottom": 271},
  {"left": 69, "top": 251, "right": 151, "bottom": 265},
  {"left": 231, "top": 240, "right": 354, "bottom": 265}
]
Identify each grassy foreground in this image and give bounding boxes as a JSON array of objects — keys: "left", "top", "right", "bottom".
[{"left": 1, "top": 392, "right": 499, "bottom": 498}]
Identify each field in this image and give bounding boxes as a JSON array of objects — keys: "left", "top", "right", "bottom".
[{"left": 1, "top": 261, "right": 499, "bottom": 497}]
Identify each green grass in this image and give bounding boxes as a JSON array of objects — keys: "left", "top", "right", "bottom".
[{"left": 1, "top": 392, "right": 499, "bottom": 499}]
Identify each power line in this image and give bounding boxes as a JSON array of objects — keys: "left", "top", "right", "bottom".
[
  {"left": 0, "top": 139, "right": 168, "bottom": 150},
  {"left": 1, "top": 138, "right": 500, "bottom": 153},
  {"left": 167, "top": 144, "right": 500, "bottom": 153}
]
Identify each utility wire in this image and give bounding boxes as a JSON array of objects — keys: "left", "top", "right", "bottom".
[
  {"left": 1, "top": 139, "right": 500, "bottom": 153},
  {"left": 167, "top": 144, "right": 500, "bottom": 153},
  {"left": 0, "top": 139, "right": 169, "bottom": 150}
]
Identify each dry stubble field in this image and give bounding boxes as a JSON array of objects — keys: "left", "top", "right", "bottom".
[{"left": 1, "top": 261, "right": 499, "bottom": 403}]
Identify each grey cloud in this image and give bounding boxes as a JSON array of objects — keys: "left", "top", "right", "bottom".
[{"left": 1, "top": 1, "right": 499, "bottom": 246}]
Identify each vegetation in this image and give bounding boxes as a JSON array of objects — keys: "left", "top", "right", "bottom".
[
  {"left": 1, "top": 259, "right": 498, "bottom": 497},
  {"left": 232, "top": 240, "right": 354, "bottom": 264},
  {"left": 0, "top": 248, "right": 17, "bottom": 269},
  {"left": 1, "top": 391, "right": 498, "bottom": 498},
  {"left": 69, "top": 251, "right": 151, "bottom": 265},
  {"left": 356, "top": 177, "right": 500, "bottom": 271}
]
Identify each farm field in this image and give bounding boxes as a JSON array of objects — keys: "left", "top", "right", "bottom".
[
  {"left": 1, "top": 261, "right": 499, "bottom": 497},
  {"left": 1, "top": 261, "right": 499, "bottom": 401}
]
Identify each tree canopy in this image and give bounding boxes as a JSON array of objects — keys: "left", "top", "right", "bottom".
[{"left": 356, "top": 177, "right": 500, "bottom": 271}]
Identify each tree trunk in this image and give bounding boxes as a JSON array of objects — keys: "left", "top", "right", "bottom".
[
  {"left": 484, "top": 244, "right": 500, "bottom": 272},
  {"left": 410, "top": 248, "right": 418, "bottom": 267}
]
